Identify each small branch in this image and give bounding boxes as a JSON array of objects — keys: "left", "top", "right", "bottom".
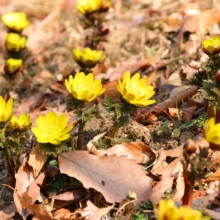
[{"left": 115, "top": 199, "right": 138, "bottom": 217}]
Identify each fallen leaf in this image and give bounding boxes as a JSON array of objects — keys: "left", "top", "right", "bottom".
[
  {"left": 58, "top": 151, "right": 152, "bottom": 204},
  {"left": 90, "top": 142, "right": 156, "bottom": 164},
  {"left": 150, "top": 175, "right": 174, "bottom": 204},
  {"left": 29, "top": 144, "right": 48, "bottom": 178},
  {"left": 14, "top": 158, "right": 36, "bottom": 217},
  {"left": 204, "top": 208, "right": 220, "bottom": 220},
  {"left": 52, "top": 208, "right": 71, "bottom": 219},
  {"left": 0, "top": 203, "right": 17, "bottom": 220},
  {"left": 177, "top": 8, "right": 220, "bottom": 44},
  {"left": 181, "top": 63, "right": 197, "bottom": 79},
  {"left": 151, "top": 86, "right": 198, "bottom": 115},
  {"left": 180, "top": 106, "right": 197, "bottom": 122},
  {"left": 81, "top": 201, "right": 114, "bottom": 220},
  {"left": 204, "top": 169, "right": 220, "bottom": 183},
  {"left": 49, "top": 190, "right": 82, "bottom": 201},
  {"left": 16, "top": 191, "right": 53, "bottom": 220},
  {"left": 172, "top": 171, "right": 185, "bottom": 201}
]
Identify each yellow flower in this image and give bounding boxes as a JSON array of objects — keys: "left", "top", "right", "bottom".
[
  {"left": 10, "top": 114, "right": 31, "bottom": 132},
  {"left": 202, "top": 36, "right": 220, "bottom": 55},
  {"left": 203, "top": 117, "right": 220, "bottom": 150},
  {"left": 5, "top": 58, "right": 23, "bottom": 74},
  {"left": 65, "top": 72, "right": 106, "bottom": 102},
  {"left": 73, "top": 48, "right": 105, "bottom": 68},
  {"left": 158, "top": 199, "right": 210, "bottom": 220},
  {"left": 117, "top": 71, "right": 156, "bottom": 107},
  {"left": 32, "top": 112, "right": 73, "bottom": 145},
  {"left": 6, "top": 33, "right": 27, "bottom": 52},
  {"left": 77, "top": 0, "right": 102, "bottom": 15},
  {"left": 0, "top": 96, "right": 13, "bottom": 123},
  {"left": 2, "top": 12, "right": 29, "bottom": 32}
]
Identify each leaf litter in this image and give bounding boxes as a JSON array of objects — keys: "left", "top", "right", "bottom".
[{"left": 1, "top": 0, "right": 220, "bottom": 219}]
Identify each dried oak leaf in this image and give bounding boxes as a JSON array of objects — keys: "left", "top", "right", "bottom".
[
  {"left": 29, "top": 143, "right": 48, "bottom": 178},
  {"left": 151, "top": 86, "right": 198, "bottom": 115},
  {"left": 167, "top": 106, "right": 197, "bottom": 122},
  {"left": 81, "top": 201, "right": 114, "bottom": 220},
  {"left": 90, "top": 142, "right": 156, "bottom": 164},
  {"left": 58, "top": 151, "right": 152, "bottom": 204},
  {"left": 150, "top": 158, "right": 183, "bottom": 203},
  {"left": 177, "top": 8, "right": 220, "bottom": 43},
  {"left": 15, "top": 191, "right": 53, "bottom": 220},
  {"left": 14, "top": 157, "right": 40, "bottom": 218}
]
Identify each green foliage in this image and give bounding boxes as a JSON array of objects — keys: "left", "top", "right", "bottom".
[
  {"left": 157, "top": 121, "right": 169, "bottom": 136},
  {"left": 39, "top": 142, "right": 67, "bottom": 156},
  {"left": 133, "top": 211, "right": 149, "bottom": 220},
  {"left": 191, "top": 53, "right": 220, "bottom": 108},
  {"left": 181, "top": 112, "right": 208, "bottom": 129},
  {"left": 81, "top": 104, "right": 100, "bottom": 123},
  {"left": 48, "top": 174, "right": 80, "bottom": 194},
  {"left": 66, "top": 96, "right": 85, "bottom": 112},
  {"left": 49, "top": 159, "right": 57, "bottom": 166},
  {"left": 133, "top": 201, "right": 153, "bottom": 220},
  {"left": 171, "top": 128, "right": 181, "bottom": 138}
]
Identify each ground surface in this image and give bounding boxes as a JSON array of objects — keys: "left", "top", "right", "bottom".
[{"left": 0, "top": 0, "right": 220, "bottom": 219}]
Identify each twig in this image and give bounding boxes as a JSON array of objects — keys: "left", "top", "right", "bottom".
[{"left": 115, "top": 199, "right": 138, "bottom": 217}]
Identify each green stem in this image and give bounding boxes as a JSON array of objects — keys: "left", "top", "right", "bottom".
[
  {"left": 77, "top": 119, "right": 86, "bottom": 150},
  {"left": 4, "top": 143, "right": 15, "bottom": 177},
  {"left": 110, "top": 119, "right": 120, "bottom": 138}
]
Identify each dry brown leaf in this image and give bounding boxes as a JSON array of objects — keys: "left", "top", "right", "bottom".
[
  {"left": 0, "top": 203, "right": 17, "bottom": 220},
  {"left": 156, "top": 158, "right": 182, "bottom": 178},
  {"left": 204, "top": 169, "right": 220, "bottom": 183},
  {"left": 204, "top": 208, "right": 220, "bottom": 220},
  {"left": 49, "top": 190, "right": 82, "bottom": 201},
  {"left": 180, "top": 106, "right": 197, "bottom": 122},
  {"left": 29, "top": 144, "right": 48, "bottom": 178},
  {"left": 164, "top": 147, "right": 183, "bottom": 158},
  {"left": 151, "top": 86, "right": 198, "bottom": 115},
  {"left": 16, "top": 191, "right": 53, "bottom": 220},
  {"left": 181, "top": 63, "right": 197, "bottom": 79},
  {"left": 90, "top": 142, "right": 156, "bottom": 164},
  {"left": 81, "top": 201, "right": 114, "bottom": 220},
  {"left": 52, "top": 208, "right": 71, "bottom": 219},
  {"left": 58, "top": 151, "right": 152, "bottom": 204},
  {"left": 150, "top": 175, "right": 174, "bottom": 204},
  {"left": 172, "top": 171, "right": 185, "bottom": 201},
  {"left": 14, "top": 158, "right": 36, "bottom": 217},
  {"left": 109, "top": 55, "right": 146, "bottom": 81},
  {"left": 177, "top": 8, "right": 220, "bottom": 43},
  {"left": 87, "top": 132, "right": 106, "bottom": 151},
  {"left": 150, "top": 158, "right": 183, "bottom": 203},
  {"left": 151, "top": 150, "right": 167, "bottom": 175}
]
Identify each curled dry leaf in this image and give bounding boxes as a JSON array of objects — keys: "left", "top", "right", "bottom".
[
  {"left": 29, "top": 144, "right": 48, "bottom": 178},
  {"left": 15, "top": 191, "right": 53, "bottom": 220},
  {"left": 90, "top": 142, "right": 156, "bottom": 164},
  {"left": 81, "top": 201, "right": 114, "bottom": 220},
  {"left": 14, "top": 157, "right": 41, "bottom": 218},
  {"left": 52, "top": 208, "right": 71, "bottom": 219},
  {"left": 58, "top": 151, "right": 152, "bottom": 204},
  {"left": 204, "top": 169, "right": 220, "bottom": 183},
  {"left": 150, "top": 157, "right": 184, "bottom": 203},
  {"left": 49, "top": 189, "right": 82, "bottom": 201},
  {"left": 177, "top": 8, "right": 220, "bottom": 44},
  {"left": 168, "top": 106, "right": 197, "bottom": 122},
  {"left": 151, "top": 86, "right": 198, "bottom": 115}
]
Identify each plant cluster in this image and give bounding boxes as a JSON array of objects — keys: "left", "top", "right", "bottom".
[
  {"left": 2, "top": 12, "right": 29, "bottom": 76},
  {"left": 1, "top": 1, "right": 220, "bottom": 220}
]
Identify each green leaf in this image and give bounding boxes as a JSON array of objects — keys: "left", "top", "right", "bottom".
[
  {"left": 171, "top": 128, "right": 181, "bottom": 138},
  {"left": 157, "top": 121, "right": 169, "bottom": 136}
]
